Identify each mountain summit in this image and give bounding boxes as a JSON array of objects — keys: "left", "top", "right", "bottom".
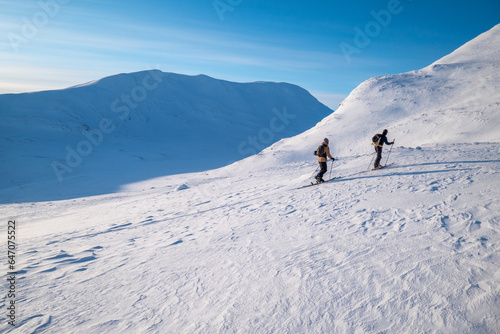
[
  {"left": 0, "top": 72, "right": 331, "bottom": 202},
  {"left": 236, "top": 24, "right": 500, "bottom": 171}
]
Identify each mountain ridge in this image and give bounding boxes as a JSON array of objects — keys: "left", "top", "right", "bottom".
[
  {"left": 229, "top": 24, "right": 500, "bottom": 172},
  {"left": 0, "top": 71, "right": 331, "bottom": 202}
]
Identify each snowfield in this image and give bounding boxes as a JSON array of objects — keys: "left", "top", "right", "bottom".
[
  {"left": 1, "top": 25, "right": 500, "bottom": 333},
  {"left": 3, "top": 143, "right": 500, "bottom": 333}
]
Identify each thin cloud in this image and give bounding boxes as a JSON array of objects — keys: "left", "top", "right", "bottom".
[{"left": 0, "top": 2, "right": 359, "bottom": 95}]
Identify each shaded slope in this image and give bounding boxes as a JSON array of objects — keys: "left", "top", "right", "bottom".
[{"left": 0, "top": 71, "right": 331, "bottom": 202}]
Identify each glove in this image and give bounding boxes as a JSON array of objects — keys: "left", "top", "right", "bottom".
[{"left": 331, "top": 158, "right": 335, "bottom": 162}]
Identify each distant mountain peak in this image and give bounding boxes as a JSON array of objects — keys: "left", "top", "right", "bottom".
[{"left": 0, "top": 70, "right": 332, "bottom": 200}]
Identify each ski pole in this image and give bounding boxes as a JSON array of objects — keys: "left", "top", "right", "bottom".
[
  {"left": 367, "top": 151, "right": 376, "bottom": 171},
  {"left": 385, "top": 139, "right": 395, "bottom": 165},
  {"left": 329, "top": 159, "right": 334, "bottom": 180},
  {"left": 311, "top": 165, "right": 320, "bottom": 177}
]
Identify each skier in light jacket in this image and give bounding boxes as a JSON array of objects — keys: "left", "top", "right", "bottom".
[{"left": 315, "top": 138, "right": 334, "bottom": 183}]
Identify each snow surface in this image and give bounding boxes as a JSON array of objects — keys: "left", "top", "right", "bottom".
[{"left": 1, "top": 24, "right": 500, "bottom": 334}]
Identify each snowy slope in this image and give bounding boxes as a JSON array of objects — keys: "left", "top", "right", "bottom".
[
  {"left": 3, "top": 143, "right": 499, "bottom": 333},
  {"left": 1, "top": 25, "right": 500, "bottom": 334},
  {"left": 0, "top": 71, "right": 331, "bottom": 203},
  {"left": 233, "top": 24, "right": 500, "bottom": 170}
]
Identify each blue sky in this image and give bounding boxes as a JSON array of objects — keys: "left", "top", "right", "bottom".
[{"left": 1, "top": 0, "right": 499, "bottom": 108}]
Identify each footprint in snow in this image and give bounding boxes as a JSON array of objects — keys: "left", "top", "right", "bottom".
[{"left": 469, "top": 220, "right": 482, "bottom": 232}]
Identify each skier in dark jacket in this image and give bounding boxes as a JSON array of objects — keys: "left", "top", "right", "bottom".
[
  {"left": 315, "top": 138, "right": 334, "bottom": 182},
  {"left": 372, "top": 129, "right": 394, "bottom": 169}
]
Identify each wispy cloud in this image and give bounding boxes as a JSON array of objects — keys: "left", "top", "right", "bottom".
[
  {"left": 0, "top": 9, "right": 352, "bottom": 94},
  {"left": 0, "top": 1, "right": 358, "bottom": 95}
]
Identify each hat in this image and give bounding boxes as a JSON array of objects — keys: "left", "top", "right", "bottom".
[
  {"left": 324, "top": 138, "right": 329, "bottom": 144},
  {"left": 382, "top": 129, "right": 388, "bottom": 135}
]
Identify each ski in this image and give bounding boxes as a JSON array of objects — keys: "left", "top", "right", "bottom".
[
  {"left": 358, "top": 162, "right": 396, "bottom": 174},
  {"left": 299, "top": 176, "right": 342, "bottom": 189},
  {"left": 372, "top": 162, "right": 396, "bottom": 170}
]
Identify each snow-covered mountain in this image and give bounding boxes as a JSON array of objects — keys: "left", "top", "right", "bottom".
[
  {"left": 234, "top": 24, "right": 500, "bottom": 171},
  {"left": 0, "top": 72, "right": 331, "bottom": 202},
  {"left": 1, "top": 25, "right": 500, "bottom": 334}
]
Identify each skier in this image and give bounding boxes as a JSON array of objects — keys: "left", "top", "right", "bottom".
[
  {"left": 372, "top": 129, "right": 394, "bottom": 169},
  {"left": 315, "top": 138, "right": 335, "bottom": 183}
]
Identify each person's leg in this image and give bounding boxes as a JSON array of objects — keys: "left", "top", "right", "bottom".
[
  {"left": 316, "top": 163, "right": 322, "bottom": 180},
  {"left": 316, "top": 162, "right": 328, "bottom": 181},
  {"left": 374, "top": 146, "right": 382, "bottom": 168}
]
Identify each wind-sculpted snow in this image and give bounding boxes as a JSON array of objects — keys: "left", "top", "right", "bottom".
[{"left": 2, "top": 143, "right": 500, "bottom": 333}]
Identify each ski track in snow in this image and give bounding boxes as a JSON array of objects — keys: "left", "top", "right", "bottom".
[{"left": 1, "top": 143, "right": 500, "bottom": 333}]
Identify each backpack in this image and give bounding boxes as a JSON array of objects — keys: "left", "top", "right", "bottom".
[
  {"left": 372, "top": 134, "right": 382, "bottom": 146},
  {"left": 315, "top": 144, "right": 325, "bottom": 157}
]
